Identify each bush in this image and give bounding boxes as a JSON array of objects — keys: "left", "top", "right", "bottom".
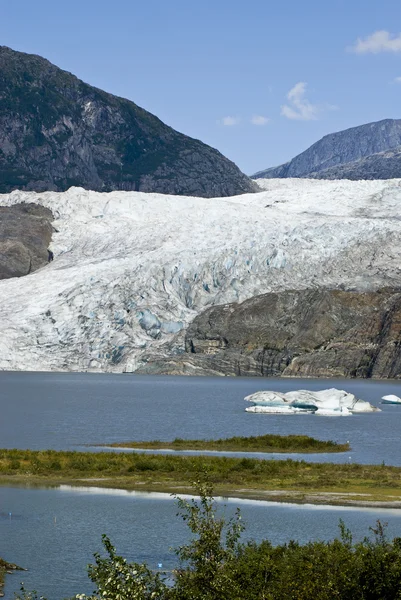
[{"left": 13, "top": 476, "right": 401, "bottom": 600}]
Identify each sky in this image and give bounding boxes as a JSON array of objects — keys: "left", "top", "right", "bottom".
[{"left": 2, "top": 0, "right": 401, "bottom": 175}]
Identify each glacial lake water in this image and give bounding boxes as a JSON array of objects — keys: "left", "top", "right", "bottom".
[
  {"left": 3, "top": 486, "right": 401, "bottom": 600},
  {"left": 0, "top": 372, "right": 400, "bottom": 463},
  {"left": 1, "top": 372, "right": 401, "bottom": 598}
]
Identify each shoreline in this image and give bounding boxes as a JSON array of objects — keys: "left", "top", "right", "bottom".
[
  {"left": 95, "top": 433, "right": 350, "bottom": 454},
  {"left": 0, "top": 560, "right": 24, "bottom": 598},
  {"left": 2, "top": 476, "right": 401, "bottom": 509},
  {"left": 2, "top": 449, "right": 401, "bottom": 509}
]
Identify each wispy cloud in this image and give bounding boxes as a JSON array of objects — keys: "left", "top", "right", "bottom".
[
  {"left": 281, "top": 82, "right": 319, "bottom": 121},
  {"left": 250, "top": 115, "right": 270, "bottom": 126},
  {"left": 349, "top": 30, "right": 401, "bottom": 54},
  {"left": 219, "top": 116, "right": 241, "bottom": 126},
  {"left": 394, "top": 76, "right": 401, "bottom": 83}
]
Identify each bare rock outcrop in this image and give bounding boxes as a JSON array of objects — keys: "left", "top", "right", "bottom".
[
  {"left": 139, "top": 289, "right": 401, "bottom": 379},
  {"left": 0, "top": 203, "right": 54, "bottom": 278}
]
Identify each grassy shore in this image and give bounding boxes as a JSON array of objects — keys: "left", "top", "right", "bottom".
[
  {"left": 101, "top": 434, "right": 350, "bottom": 453},
  {"left": 1, "top": 448, "right": 401, "bottom": 506}
]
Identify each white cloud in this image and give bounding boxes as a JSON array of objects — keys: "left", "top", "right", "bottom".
[
  {"left": 349, "top": 30, "right": 401, "bottom": 54},
  {"left": 394, "top": 76, "right": 401, "bottom": 83},
  {"left": 250, "top": 115, "right": 270, "bottom": 126},
  {"left": 219, "top": 116, "right": 241, "bottom": 126},
  {"left": 281, "top": 82, "right": 319, "bottom": 121}
]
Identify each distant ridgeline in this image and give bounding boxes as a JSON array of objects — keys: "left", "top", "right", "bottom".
[
  {"left": 0, "top": 46, "right": 257, "bottom": 197},
  {"left": 253, "top": 119, "right": 401, "bottom": 180}
]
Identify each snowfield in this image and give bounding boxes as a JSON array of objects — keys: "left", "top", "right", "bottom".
[{"left": 1, "top": 178, "right": 401, "bottom": 372}]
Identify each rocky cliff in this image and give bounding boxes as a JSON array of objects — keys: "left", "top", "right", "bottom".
[
  {"left": 140, "top": 289, "right": 401, "bottom": 379},
  {"left": 307, "top": 147, "right": 401, "bottom": 180},
  {"left": 253, "top": 119, "right": 401, "bottom": 180},
  {"left": 0, "top": 46, "right": 256, "bottom": 197},
  {"left": 0, "top": 203, "right": 53, "bottom": 279}
]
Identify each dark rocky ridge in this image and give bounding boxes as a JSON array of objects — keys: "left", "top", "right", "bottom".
[
  {"left": 137, "top": 289, "right": 401, "bottom": 378},
  {"left": 253, "top": 119, "right": 401, "bottom": 180},
  {"left": 308, "top": 147, "right": 401, "bottom": 180},
  {"left": 0, "top": 203, "right": 54, "bottom": 279},
  {"left": 0, "top": 46, "right": 257, "bottom": 197}
]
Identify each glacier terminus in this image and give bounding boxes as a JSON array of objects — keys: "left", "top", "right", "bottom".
[{"left": 1, "top": 178, "right": 401, "bottom": 372}]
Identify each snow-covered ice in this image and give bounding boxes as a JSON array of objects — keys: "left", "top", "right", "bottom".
[
  {"left": 245, "top": 388, "right": 379, "bottom": 416},
  {"left": 1, "top": 178, "right": 401, "bottom": 371},
  {"left": 382, "top": 394, "right": 401, "bottom": 404}
]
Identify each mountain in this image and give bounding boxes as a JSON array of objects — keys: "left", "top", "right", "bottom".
[
  {"left": 253, "top": 119, "right": 401, "bottom": 180},
  {"left": 0, "top": 46, "right": 256, "bottom": 197},
  {"left": 307, "top": 147, "right": 401, "bottom": 180},
  {"left": 0, "top": 179, "right": 401, "bottom": 373}
]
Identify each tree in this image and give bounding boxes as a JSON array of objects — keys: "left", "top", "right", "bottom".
[{"left": 169, "top": 474, "right": 244, "bottom": 600}]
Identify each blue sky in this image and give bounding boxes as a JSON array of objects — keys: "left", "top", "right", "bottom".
[{"left": 2, "top": 0, "right": 401, "bottom": 174}]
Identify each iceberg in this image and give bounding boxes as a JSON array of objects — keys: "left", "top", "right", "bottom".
[
  {"left": 245, "top": 388, "right": 379, "bottom": 416},
  {"left": 382, "top": 394, "right": 401, "bottom": 404}
]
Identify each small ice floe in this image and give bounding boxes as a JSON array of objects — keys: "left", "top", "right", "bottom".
[
  {"left": 381, "top": 394, "right": 401, "bottom": 405},
  {"left": 245, "top": 388, "right": 380, "bottom": 416}
]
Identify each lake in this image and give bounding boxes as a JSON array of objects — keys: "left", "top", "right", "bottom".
[
  {"left": 1, "top": 372, "right": 401, "bottom": 599},
  {"left": 3, "top": 485, "right": 401, "bottom": 600},
  {"left": 0, "top": 372, "right": 400, "bottom": 464}
]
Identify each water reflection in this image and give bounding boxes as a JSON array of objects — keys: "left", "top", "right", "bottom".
[{"left": 2, "top": 485, "right": 401, "bottom": 600}]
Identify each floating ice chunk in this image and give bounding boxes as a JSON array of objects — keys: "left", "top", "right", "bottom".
[
  {"left": 315, "top": 406, "right": 352, "bottom": 417},
  {"left": 244, "top": 391, "right": 289, "bottom": 405},
  {"left": 382, "top": 394, "right": 401, "bottom": 404},
  {"left": 285, "top": 390, "right": 319, "bottom": 411},
  {"left": 244, "top": 390, "right": 305, "bottom": 414},
  {"left": 245, "top": 388, "right": 379, "bottom": 416},
  {"left": 245, "top": 405, "right": 298, "bottom": 414}
]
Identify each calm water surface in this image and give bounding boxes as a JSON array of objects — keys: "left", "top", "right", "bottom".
[
  {"left": 2, "top": 485, "right": 401, "bottom": 600},
  {"left": 1, "top": 372, "right": 401, "bottom": 598},
  {"left": 0, "top": 372, "right": 400, "bottom": 464}
]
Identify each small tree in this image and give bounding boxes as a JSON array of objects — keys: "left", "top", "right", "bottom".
[
  {"left": 81, "top": 534, "right": 167, "bottom": 600},
  {"left": 169, "top": 474, "right": 244, "bottom": 600}
]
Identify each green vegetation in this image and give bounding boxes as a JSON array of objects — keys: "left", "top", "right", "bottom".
[
  {"left": 1, "top": 448, "right": 401, "bottom": 504},
  {"left": 103, "top": 434, "right": 350, "bottom": 453},
  {"left": 14, "top": 478, "right": 401, "bottom": 600}
]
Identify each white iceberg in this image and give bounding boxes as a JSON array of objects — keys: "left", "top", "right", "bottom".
[
  {"left": 245, "top": 388, "right": 379, "bottom": 416},
  {"left": 381, "top": 394, "right": 401, "bottom": 405}
]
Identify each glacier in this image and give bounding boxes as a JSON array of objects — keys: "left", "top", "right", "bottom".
[
  {"left": 382, "top": 395, "right": 401, "bottom": 404},
  {"left": 1, "top": 178, "right": 401, "bottom": 371},
  {"left": 245, "top": 388, "right": 379, "bottom": 416}
]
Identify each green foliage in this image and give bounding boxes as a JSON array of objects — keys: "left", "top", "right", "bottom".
[
  {"left": 169, "top": 474, "right": 244, "bottom": 600},
  {"left": 13, "top": 585, "right": 46, "bottom": 600},
  {"left": 10, "top": 476, "right": 401, "bottom": 600},
  {"left": 2, "top": 448, "right": 401, "bottom": 501},
  {"left": 82, "top": 535, "right": 167, "bottom": 600},
  {"left": 108, "top": 434, "right": 350, "bottom": 453}
]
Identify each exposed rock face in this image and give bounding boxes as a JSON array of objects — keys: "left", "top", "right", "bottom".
[
  {"left": 0, "top": 46, "right": 256, "bottom": 198},
  {"left": 141, "top": 290, "right": 401, "bottom": 379},
  {"left": 253, "top": 119, "right": 401, "bottom": 180},
  {"left": 308, "top": 147, "right": 401, "bottom": 180},
  {"left": 0, "top": 203, "right": 53, "bottom": 278}
]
